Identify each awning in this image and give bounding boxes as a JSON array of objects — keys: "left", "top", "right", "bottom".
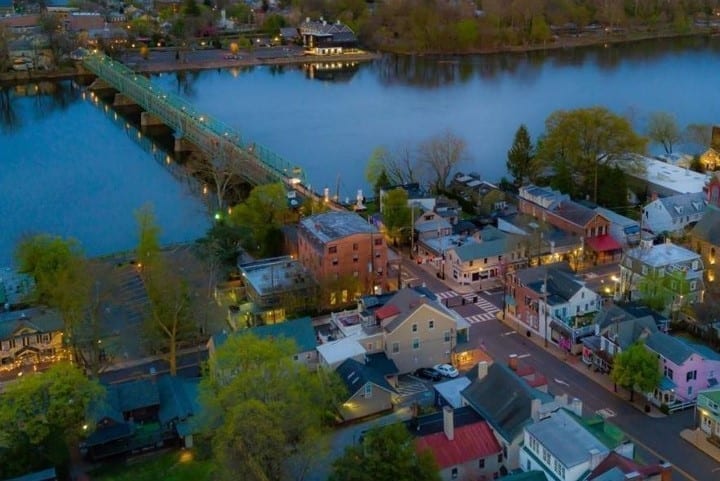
[
  {"left": 659, "top": 376, "right": 677, "bottom": 391},
  {"left": 586, "top": 234, "right": 623, "bottom": 252}
]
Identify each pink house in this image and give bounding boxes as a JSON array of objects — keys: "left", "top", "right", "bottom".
[{"left": 644, "top": 332, "right": 720, "bottom": 407}]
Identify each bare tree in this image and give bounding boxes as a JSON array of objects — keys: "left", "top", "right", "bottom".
[
  {"left": 189, "top": 136, "right": 248, "bottom": 211},
  {"left": 647, "top": 111, "right": 681, "bottom": 154},
  {"left": 418, "top": 130, "right": 468, "bottom": 193}
]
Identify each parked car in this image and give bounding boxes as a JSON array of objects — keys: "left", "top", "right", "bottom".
[
  {"left": 414, "top": 367, "right": 442, "bottom": 381},
  {"left": 434, "top": 363, "right": 459, "bottom": 378}
]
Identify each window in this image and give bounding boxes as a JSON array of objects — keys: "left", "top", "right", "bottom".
[
  {"left": 392, "top": 342, "right": 399, "bottom": 353},
  {"left": 412, "top": 338, "right": 420, "bottom": 350},
  {"left": 478, "top": 459, "right": 485, "bottom": 469},
  {"left": 691, "top": 280, "right": 697, "bottom": 290},
  {"left": 353, "top": 255, "right": 359, "bottom": 263},
  {"left": 687, "top": 370, "right": 697, "bottom": 382},
  {"left": 692, "top": 260, "right": 699, "bottom": 270},
  {"left": 353, "top": 243, "right": 359, "bottom": 251},
  {"left": 484, "top": 258, "right": 488, "bottom": 264},
  {"left": 342, "top": 290, "right": 348, "bottom": 303},
  {"left": 374, "top": 238, "right": 382, "bottom": 246},
  {"left": 664, "top": 366, "right": 674, "bottom": 380},
  {"left": 497, "top": 454, "right": 502, "bottom": 463},
  {"left": 332, "top": 258, "right": 339, "bottom": 266},
  {"left": 328, "top": 246, "right": 337, "bottom": 254},
  {"left": 330, "top": 292, "right": 337, "bottom": 305},
  {"left": 642, "top": 265, "right": 648, "bottom": 275},
  {"left": 542, "top": 448, "right": 551, "bottom": 464},
  {"left": 429, "top": 320, "right": 435, "bottom": 330},
  {"left": 353, "top": 271, "right": 359, "bottom": 277},
  {"left": 444, "top": 331, "right": 451, "bottom": 343},
  {"left": 364, "top": 384, "right": 372, "bottom": 398},
  {"left": 293, "top": 354, "right": 299, "bottom": 361},
  {"left": 451, "top": 468, "right": 458, "bottom": 479},
  {"left": 412, "top": 323, "right": 418, "bottom": 332}
]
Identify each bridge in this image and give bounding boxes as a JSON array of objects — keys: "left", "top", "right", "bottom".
[{"left": 82, "top": 52, "right": 319, "bottom": 198}]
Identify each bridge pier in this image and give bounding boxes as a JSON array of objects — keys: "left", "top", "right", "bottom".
[
  {"left": 174, "top": 134, "right": 199, "bottom": 154},
  {"left": 113, "top": 93, "right": 138, "bottom": 108},
  {"left": 141, "top": 111, "right": 165, "bottom": 128},
  {"left": 88, "top": 78, "right": 116, "bottom": 95}
]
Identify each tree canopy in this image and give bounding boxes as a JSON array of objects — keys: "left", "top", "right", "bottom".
[
  {"left": 646, "top": 111, "right": 681, "bottom": 154},
  {"left": 610, "top": 341, "right": 661, "bottom": 402},
  {"left": 201, "top": 333, "right": 345, "bottom": 481},
  {"left": 506, "top": 124, "right": 536, "bottom": 187},
  {"left": 228, "top": 183, "right": 289, "bottom": 257},
  {"left": 0, "top": 363, "right": 104, "bottom": 479},
  {"left": 382, "top": 188, "right": 411, "bottom": 245},
  {"left": 535, "top": 107, "right": 646, "bottom": 203},
  {"left": 329, "top": 423, "right": 441, "bottom": 481}
]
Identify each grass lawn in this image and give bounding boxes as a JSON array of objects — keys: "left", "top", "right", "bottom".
[{"left": 91, "top": 450, "right": 213, "bottom": 481}]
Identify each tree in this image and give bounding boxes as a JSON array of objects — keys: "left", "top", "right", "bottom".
[
  {"left": 506, "top": 124, "right": 536, "bottom": 187},
  {"left": 382, "top": 188, "right": 411, "bottom": 245},
  {"left": 647, "top": 112, "right": 681, "bottom": 154},
  {"left": 0, "top": 363, "right": 104, "bottom": 479},
  {"left": 684, "top": 123, "right": 713, "bottom": 150},
  {"left": 329, "top": 423, "right": 441, "bottom": 481},
  {"left": 228, "top": 183, "right": 290, "bottom": 257},
  {"left": 536, "top": 107, "right": 646, "bottom": 203},
  {"left": 135, "top": 206, "right": 196, "bottom": 375},
  {"left": 419, "top": 130, "right": 467, "bottom": 193},
  {"left": 610, "top": 341, "right": 661, "bottom": 402},
  {"left": 190, "top": 136, "right": 248, "bottom": 211},
  {"left": 366, "top": 145, "right": 420, "bottom": 187},
  {"left": 636, "top": 269, "right": 689, "bottom": 314},
  {"left": 201, "top": 334, "right": 345, "bottom": 481}
]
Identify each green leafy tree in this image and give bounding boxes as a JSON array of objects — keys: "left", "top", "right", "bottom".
[
  {"left": 647, "top": 112, "right": 681, "bottom": 154},
  {"left": 201, "top": 334, "right": 345, "bottom": 481},
  {"left": 382, "top": 188, "right": 411, "bottom": 245},
  {"left": 135, "top": 206, "right": 196, "bottom": 375},
  {"left": 228, "top": 183, "right": 290, "bottom": 257},
  {"left": 329, "top": 423, "right": 441, "bottom": 481},
  {"left": 530, "top": 15, "right": 551, "bottom": 43},
  {"left": 183, "top": 0, "right": 201, "bottom": 16},
  {"left": 506, "top": 124, "right": 536, "bottom": 187},
  {"left": 0, "top": 363, "right": 104, "bottom": 479},
  {"left": 454, "top": 19, "right": 479, "bottom": 49},
  {"left": 610, "top": 341, "right": 661, "bottom": 402},
  {"left": 536, "top": 107, "right": 646, "bottom": 203},
  {"left": 262, "top": 13, "right": 286, "bottom": 35},
  {"left": 596, "top": 164, "right": 629, "bottom": 209},
  {"left": 374, "top": 168, "right": 392, "bottom": 197},
  {"left": 636, "top": 269, "right": 689, "bottom": 314}
]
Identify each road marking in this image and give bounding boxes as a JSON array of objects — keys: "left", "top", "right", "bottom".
[
  {"left": 554, "top": 378, "right": 570, "bottom": 387},
  {"left": 502, "top": 331, "right": 516, "bottom": 336},
  {"left": 596, "top": 408, "right": 616, "bottom": 419},
  {"left": 518, "top": 353, "right": 531, "bottom": 359}
]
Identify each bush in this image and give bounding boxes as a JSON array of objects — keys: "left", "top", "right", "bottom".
[{"left": 660, "top": 403, "right": 670, "bottom": 414}]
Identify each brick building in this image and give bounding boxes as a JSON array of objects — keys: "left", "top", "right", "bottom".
[{"left": 298, "top": 211, "right": 387, "bottom": 307}]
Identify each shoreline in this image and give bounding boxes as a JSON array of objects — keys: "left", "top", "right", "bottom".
[{"left": 0, "top": 28, "right": 715, "bottom": 84}]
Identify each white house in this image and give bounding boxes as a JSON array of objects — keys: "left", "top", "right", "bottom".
[{"left": 642, "top": 192, "right": 707, "bottom": 234}]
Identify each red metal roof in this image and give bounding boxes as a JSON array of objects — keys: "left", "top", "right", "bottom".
[
  {"left": 375, "top": 304, "right": 400, "bottom": 320},
  {"left": 586, "top": 234, "right": 622, "bottom": 252},
  {"left": 415, "top": 421, "right": 501, "bottom": 469}
]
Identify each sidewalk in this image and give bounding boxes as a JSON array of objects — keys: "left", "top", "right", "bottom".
[
  {"left": 411, "top": 258, "right": 500, "bottom": 294},
  {"left": 679, "top": 428, "right": 720, "bottom": 462},
  {"left": 498, "top": 311, "right": 666, "bottom": 419}
]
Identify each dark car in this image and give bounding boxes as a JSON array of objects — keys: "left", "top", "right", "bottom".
[{"left": 414, "top": 367, "right": 442, "bottom": 381}]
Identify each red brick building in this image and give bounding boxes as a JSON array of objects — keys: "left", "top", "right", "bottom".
[{"left": 298, "top": 211, "right": 387, "bottom": 307}]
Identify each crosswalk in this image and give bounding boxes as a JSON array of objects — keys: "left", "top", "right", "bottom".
[{"left": 434, "top": 290, "right": 501, "bottom": 324}]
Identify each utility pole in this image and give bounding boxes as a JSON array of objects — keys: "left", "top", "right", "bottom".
[{"left": 543, "top": 271, "right": 549, "bottom": 348}]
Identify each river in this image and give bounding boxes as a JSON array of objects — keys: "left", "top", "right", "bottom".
[{"left": 1, "top": 36, "right": 719, "bottom": 266}]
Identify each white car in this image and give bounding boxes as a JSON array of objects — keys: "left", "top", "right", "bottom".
[{"left": 434, "top": 363, "right": 459, "bottom": 378}]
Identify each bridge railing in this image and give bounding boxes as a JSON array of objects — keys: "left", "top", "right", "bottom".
[{"left": 82, "top": 53, "right": 305, "bottom": 185}]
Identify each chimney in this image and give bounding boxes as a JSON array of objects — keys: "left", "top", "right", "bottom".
[
  {"left": 477, "top": 360, "right": 488, "bottom": 380},
  {"left": 554, "top": 393, "right": 568, "bottom": 407},
  {"left": 508, "top": 354, "right": 518, "bottom": 371},
  {"left": 570, "top": 397, "right": 583, "bottom": 417},
  {"left": 588, "top": 448, "right": 604, "bottom": 469},
  {"left": 442, "top": 405, "right": 454, "bottom": 441},
  {"left": 651, "top": 191, "right": 659, "bottom": 201},
  {"left": 659, "top": 461, "right": 672, "bottom": 481},
  {"left": 530, "top": 398, "right": 541, "bottom": 421}
]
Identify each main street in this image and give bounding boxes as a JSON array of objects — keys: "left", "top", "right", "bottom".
[{"left": 398, "top": 257, "right": 719, "bottom": 481}]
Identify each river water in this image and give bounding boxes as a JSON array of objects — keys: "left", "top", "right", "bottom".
[{"left": 1, "top": 36, "right": 719, "bottom": 266}]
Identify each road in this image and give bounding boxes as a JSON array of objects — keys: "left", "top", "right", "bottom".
[{"left": 398, "top": 257, "right": 719, "bottom": 481}]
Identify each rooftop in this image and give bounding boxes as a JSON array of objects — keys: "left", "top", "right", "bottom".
[
  {"left": 299, "top": 211, "right": 378, "bottom": 244},
  {"left": 415, "top": 419, "right": 501, "bottom": 469},
  {"left": 625, "top": 242, "right": 701, "bottom": 268},
  {"left": 239, "top": 256, "right": 316, "bottom": 296},
  {"left": 212, "top": 316, "right": 317, "bottom": 354},
  {"left": 617, "top": 154, "right": 711, "bottom": 195},
  {"left": 525, "top": 409, "right": 609, "bottom": 468},
  {"left": 690, "top": 204, "right": 720, "bottom": 245}
]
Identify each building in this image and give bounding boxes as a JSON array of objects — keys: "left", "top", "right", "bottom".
[
  {"left": 520, "top": 409, "right": 634, "bottom": 481},
  {"left": 0, "top": 307, "right": 65, "bottom": 371},
  {"left": 644, "top": 332, "right": 720, "bottom": 406},
  {"left": 689, "top": 172, "right": 720, "bottom": 285},
  {"left": 323, "top": 288, "right": 476, "bottom": 374},
  {"left": 3, "top": 468, "right": 58, "bottom": 481},
  {"left": 449, "top": 173, "right": 510, "bottom": 216},
  {"left": 65, "top": 12, "right": 105, "bottom": 32},
  {"left": 586, "top": 451, "right": 672, "bottom": 481},
  {"left": 497, "top": 214, "right": 584, "bottom": 268},
  {"left": 0, "top": 0, "right": 14, "bottom": 15},
  {"left": 618, "top": 240, "right": 705, "bottom": 307},
  {"left": 380, "top": 183, "right": 436, "bottom": 213},
  {"left": 207, "top": 316, "right": 319, "bottom": 371},
  {"left": 414, "top": 406, "right": 503, "bottom": 481},
  {"left": 0, "top": 268, "right": 34, "bottom": 309},
  {"left": 595, "top": 206, "right": 641, "bottom": 247},
  {"left": 616, "top": 154, "right": 710, "bottom": 197},
  {"left": 460, "top": 360, "right": 561, "bottom": 470},
  {"left": 237, "top": 256, "right": 317, "bottom": 325},
  {"left": 506, "top": 263, "right": 601, "bottom": 352},
  {"left": 641, "top": 192, "right": 706, "bottom": 235},
  {"left": 697, "top": 388, "right": 720, "bottom": 442},
  {"left": 299, "top": 18, "right": 358, "bottom": 55},
  {"left": 336, "top": 356, "right": 396, "bottom": 421},
  {"left": 519, "top": 185, "right": 620, "bottom": 264},
  {"left": 298, "top": 211, "right": 387, "bottom": 307}
]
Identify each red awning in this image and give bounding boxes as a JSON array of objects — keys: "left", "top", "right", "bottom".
[
  {"left": 375, "top": 304, "right": 400, "bottom": 320},
  {"left": 586, "top": 234, "right": 622, "bottom": 252}
]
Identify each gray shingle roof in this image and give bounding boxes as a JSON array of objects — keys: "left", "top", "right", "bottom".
[
  {"left": 526, "top": 409, "right": 608, "bottom": 468},
  {"left": 451, "top": 237, "right": 508, "bottom": 262},
  {"left": 645, "top": 332, "right": 694, "bottom": 365},
  {"left": 300, "top": 212, "right": 377, "bottom": 244},
  {"left": 600, "top": 315, "right": 658, "bottom": 350},
  {"left": 553, "top": 200, "right": 600, "bottom": 227},
  {"left": 0, "top": 307, "right": 63, "bottom": 340},
  {"left": 461, "top": 362, "right": 552, "bottom": 441},
  {"left": 336, "top": 358, "right": 395, "bottom": 396},
  {"left": 658, "top": 192, "right": 707, "bottom": 220},
  {"left": 691, "top": 204, "right": 720, "bottom": 245}
]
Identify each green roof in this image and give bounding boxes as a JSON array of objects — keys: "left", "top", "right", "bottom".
[
  {"left": 3, "top": 467, "right": 58, "bottom": 481},
  {"left": 569, "top": 411, "right": 627, "bottom": 449},
  {"left": 699, "top": 388, "right": 720, "bottom": 404},
  {"left": 501, "top": 471, "right": 548, "bottom": 481},
  {"left": 212, "top": 316, "right": 317, "bottom": 354}
]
